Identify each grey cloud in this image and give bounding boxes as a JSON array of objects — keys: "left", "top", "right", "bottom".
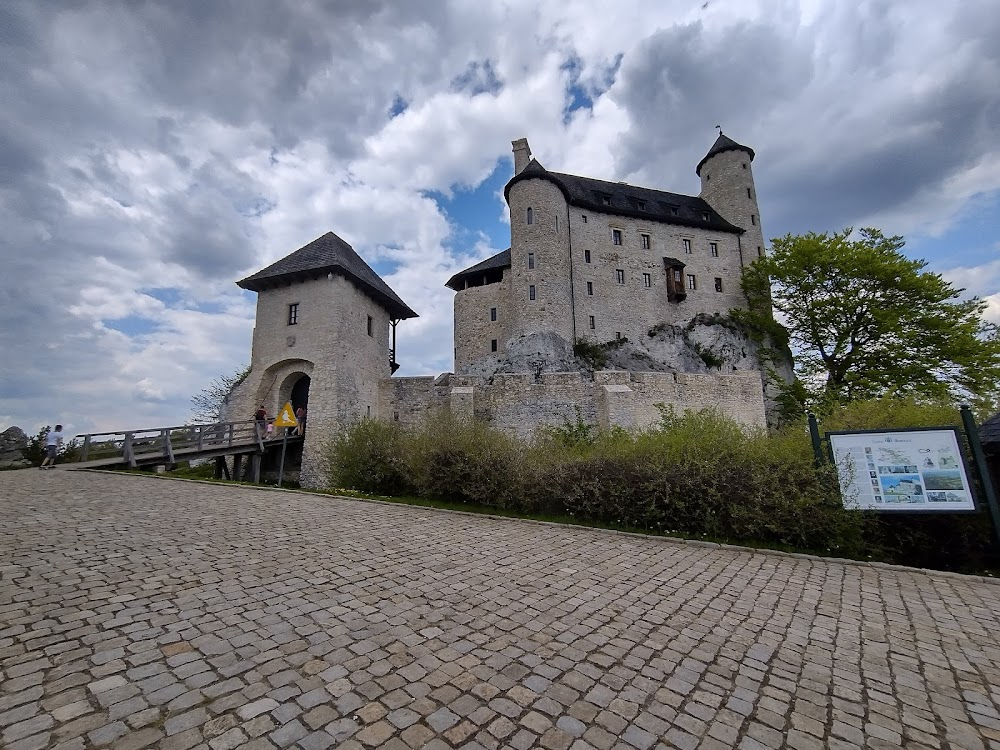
[{"left": 611, "top": 3, "right": 1000, "bottom": 237}]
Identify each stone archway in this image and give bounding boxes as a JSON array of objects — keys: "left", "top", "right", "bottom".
[
  {"left": 276, "top": 371, "right": 311, "bottom": 414},
  {"left": 290, "top": 375, "right": 310, "bottom": 411}
]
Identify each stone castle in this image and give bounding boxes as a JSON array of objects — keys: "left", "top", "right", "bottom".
[{"left": 226, "top": 133, "right": 789, "bottom": 487}]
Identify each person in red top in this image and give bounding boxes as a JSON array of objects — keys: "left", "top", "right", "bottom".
[
  {"left": 254, "top": 406, "right": 267, "bottom": 440},
  {"left": 294, "top": 405, "right": 307, "bottom": 436}
]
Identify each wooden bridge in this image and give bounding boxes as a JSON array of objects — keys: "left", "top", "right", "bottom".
[{"left": 69, "top": 419, "right": 303, "bottom": 482}]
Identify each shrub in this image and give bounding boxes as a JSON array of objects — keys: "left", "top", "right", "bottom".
[
  {"left": 326, "top": 418, "right": 413, "bottom": 495},
  {"left": 406, "top": 414, "right": 524, "bottom": 509}
]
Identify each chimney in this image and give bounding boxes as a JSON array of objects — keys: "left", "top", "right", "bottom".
[{"left": 511, "top": 138, "right": 532, "bottom": 175}]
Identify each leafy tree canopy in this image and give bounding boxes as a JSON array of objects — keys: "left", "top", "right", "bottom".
[{"left": 742, "top": 227, "right": 1000, "bottom": 410}]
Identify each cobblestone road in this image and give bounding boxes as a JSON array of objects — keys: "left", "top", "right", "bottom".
[{"left": 3, "top": 471, "right": 1000, "bottom": 750}]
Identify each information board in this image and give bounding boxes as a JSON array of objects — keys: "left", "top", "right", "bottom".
[{"left": 828, "top": 429, "right": 975, "bottom": 512}]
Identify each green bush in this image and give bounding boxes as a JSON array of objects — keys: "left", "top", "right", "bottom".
[{"left": 326, "top": 418, "right": 413, "bottom": 495}]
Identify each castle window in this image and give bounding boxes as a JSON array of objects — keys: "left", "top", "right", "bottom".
[
  {"left": 742, "top": 163, "right": 747, "bottom": 169},
  {"left": 637, "top": 200, "right": 646, "bottom": 211},
  {"left": 527, "top": 207, "right": 533, "bottom": 225},
  {"left": 706, "top": 174, "right": 710, "bottom": 181},
  {"left": 671, "top": 206, "right": 679, "bottom": 216},
  {"left": 367, "top": 315, "right": 373, "bottom": 336},
  {"left": 674, "top": 269, "right": 682, "bottom": 282},
  {"left": 528, "top": 252, "right": 535, "bottom": 269},
  {"left": 612, "top": 229, "right": 622, "bottom": 245},
  {"left": 751, "top": 214, "right": 757, "bottom": 225},
  {"left": 602, "top": 195, "right": 611, "bottom": 205},
  {"left": 747, "top": 187, "right": 752, "bottom": 199},
  {"left": 393, "top": 411, "right": 399, "bottom": 422},
  {"left": 287, "top": 303, "right": 299, "bottom": 325},
  {"left": 710, "top": 242, "right": 718, "bottom": 257},
  {"left": 529, "top": 285, "right": 536, "bottom": 301},
  {"left": 641, "top": 233, "right": 650, "bottom": 249},
  {"left": 715, "top": 277, "right": 723, "bottom": 292},
  {"left": 757, "top": 246, "right": 763, "bottom": 258},
  {"left": 687, "top": 274, "right": 697, "bottom": 290},
  {"left": 555, "top": 216, "right": 559, "bottom": 232},
  {"left": 587, "top": 281, "right": 593, "bottom": 295},
  {"left": 490, "top": 307, "right": 497, "bottom": 322},
  {"left": 491, "top": 339, "right": 498, "bottom": 352},
  {"left": 702, "top": 212, "right": 710, "bottom": 221},
  {"left": 643, "top": 273, "right": 651, "bottom": 288},
  {"left": 683, "top": 238, "right": 692, "bottom": 254},
  {"left": 585, "top": 249, "right": 591, "bottom": 263},
  {"left": 589, "top": 315, "right": 595, "bottom": 330},
  {"left": 616, "top": 269, "right": 625, "bottom": 284},
  {"left": 616, "top": 332, "right": 621, "bottom": 339},
  {"left": 582, "top": 214, "right": 588, "bottom": 223},
  {"left": 367, "top": 405, "right": 371, "bottom": 417}
]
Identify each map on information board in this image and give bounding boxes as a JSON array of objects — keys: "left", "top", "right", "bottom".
[{"left": 827, "top": 429, "right": 975, "bottom": 512}]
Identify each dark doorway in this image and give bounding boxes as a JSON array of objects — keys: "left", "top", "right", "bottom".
[{"left": 291, "top": 375, "right": 310, "bottom": 410}]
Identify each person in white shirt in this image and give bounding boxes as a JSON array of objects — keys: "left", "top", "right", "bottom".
[{"left": 40, "top": 424, "right": 64, "bottom": 469}]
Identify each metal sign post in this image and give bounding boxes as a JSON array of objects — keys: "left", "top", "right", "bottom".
[
  {"left": 273, "top": 402, "right": 298, "bottom": 488},
  {"left": 960, "top": 405, "right": 1000, "bottom": 546}
]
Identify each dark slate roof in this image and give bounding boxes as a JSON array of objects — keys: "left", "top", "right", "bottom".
[
  {"left": 237, "top": 232, "right": 418, "bottom": 319},
  {"left": 503, "top": 160, "right": 743, "bottom": 234},
  {"left": 981, "top": 412, "right": 1000, "bottom": 447},
  {"left": 695, "top": 133, "right": 755, "bottom": 176},
  {"left": 662, "top": 257, "right": 686, "bottom": 267},
  {"left": 445, "top": 248, "right": 511, "bottom": 291}
]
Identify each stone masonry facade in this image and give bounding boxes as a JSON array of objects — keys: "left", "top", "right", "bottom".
[{"left": 227, "top": 134, "right": 777, "bottom": 489}]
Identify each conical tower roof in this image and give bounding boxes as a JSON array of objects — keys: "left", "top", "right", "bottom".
[{"left": 696, "top": 132, "right": 755, "bottom": 176}]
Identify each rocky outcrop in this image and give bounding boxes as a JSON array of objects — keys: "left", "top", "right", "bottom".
[
  {"left": 462, "top": 314, "right": 795, "bottom": 426},
  {"left": 0, "top": 426, "right": 31, "bottom": 469}
]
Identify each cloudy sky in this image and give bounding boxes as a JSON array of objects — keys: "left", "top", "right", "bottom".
[{"left": 2, "top": 0, "right": 999, "bottom": 437}]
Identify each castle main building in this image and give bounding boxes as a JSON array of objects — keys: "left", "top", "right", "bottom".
[
  {"left": 448, "top": 133, "right": 767, "bottom": 373},
  {"left": 226, "top": 133, "right": 777, "bottom": 487}
]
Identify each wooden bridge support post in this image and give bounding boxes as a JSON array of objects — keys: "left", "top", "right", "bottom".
[
  {"left": 251, "top": 454, "right": 262, "bottom": 484},
  {"left": 233, "top": 454, "right": 243, "bottom": 482}
]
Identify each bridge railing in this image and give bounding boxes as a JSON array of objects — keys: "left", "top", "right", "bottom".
[{"left": 74, "top": 419, "right": 275, "bottom": 467}]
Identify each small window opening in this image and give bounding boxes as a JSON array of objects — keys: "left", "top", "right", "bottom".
[
  {"left": 529, "top": 285, "right": 536, "bottom": 301},
  {"left": 527, "top": 207, "right": 533, "bottom": 225},
  {"left": 687, "top": 274, "right": 697, "bottom": 290},
  {"left": 287, "top": 303, "right": 299, "bottom": 325},
  {"left": 490, "top": 307, "right": 497, "bottom": 322},
  {"left": 555, "top": 216, "right": 559, "bottom": 232},
  {"left": 641, "top": 234, "right": 650, "bottom": 249},
  {"left": 702, "top": 212, "right": 710, "bottom": 221},
  {"left": 643, "top": 273, "right": 651, "bottom": 288},
  {"left": 742, "top": 163, "right": 747, "bottom": 169},
  {"left": 589, "top": 315, "right": 595, "bottom": 330},
  {"left": 757, "top": 246, "right": 763, "bottom": 258},
  {"left": 637, "top": 200, "right": 646, "bottom": 211},
  {"left": 528, "top": 252, "right": 535, "bottom": 270},
  {"left": 710, "top": 242, "right": 718, "bottom": 257},
  {"left": 683, "top": 238, "right": 692, "bottom": 254},
  {"left": 612, "top": 229, "right": 622, "bottom": 245},
  {"left": 587, "top": 281, "right": 593, "bottom": 295},
  {"left": 393, "top": 411, "right": 399, "bottom": 422},
  {"left": 616, "top": 332, "right": 621, "bottom": 339},
  {"left": 582, "top": 214, "right": 588, "bottom": 223},
  {"left": 714, "top": 277, "right": 723, "bottom": 292},
  {"left": 671, "top": 206, "right": 679, "bottom": 216},
  {"left": 602, "top": 195, "right": 611, "bottom": 205},
  {"left": 366, "top": 315, "right": 373, "bottom": 337},
  {"left": 367, "top": 405, "right": 371, "bottom": 417},
  {"left": 751, "top": 214, "right": 756, "bottom": 225},
  {"left": 616, "top": 269, "right": 625, "bottom": 284},
  {"left": 747, "top": 187, "right": 752, "bottom": 199},
  {"left": 491, "top": 339, "right": 498, "bottom": 352},
  {"left": 584, "top": 249, "right": 591, "bottom": 263}
]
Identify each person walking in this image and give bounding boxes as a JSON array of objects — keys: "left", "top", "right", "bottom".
[
  {"left": 294, "top": 405, "right": 307, "bottom": 436},
  {"left": 254, "top": 406, "right": 267, "bottom": 440},
  {"left": 40, "top": 424, "right": 64, "bottom": 469}
]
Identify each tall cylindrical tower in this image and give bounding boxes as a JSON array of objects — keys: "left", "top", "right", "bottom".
[
  {"left": 505, "top": 153, "right": 575, "bottom": 345},
  {"left": 697, "top": 133, "right": 766, "bottom": 262}
]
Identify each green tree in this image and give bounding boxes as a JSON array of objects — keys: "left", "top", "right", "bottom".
[
  {"left": 742, "top": 227, "right": 1000, "bottom": 406},
  {"left": 190, "top": 364, "right": 250, "bottom": 423}
]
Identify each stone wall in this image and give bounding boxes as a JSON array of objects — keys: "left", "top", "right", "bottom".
[
  {"left": 379, "top": 369, "right": 766, "bottom": 438},
  {"left": 453, "top": 275, "right": 511, "bottom": 374}
]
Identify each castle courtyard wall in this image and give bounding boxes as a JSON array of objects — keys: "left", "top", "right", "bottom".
[{"left": 377, "top": 370, "right": 766, "bottom": 439}]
